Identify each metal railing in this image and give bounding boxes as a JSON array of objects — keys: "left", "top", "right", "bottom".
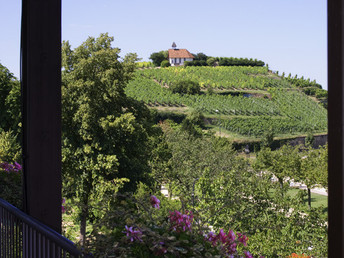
[{"left": 0, "top": 198, "right": 83, "bottom": 257}]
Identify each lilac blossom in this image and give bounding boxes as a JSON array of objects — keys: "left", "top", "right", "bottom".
[
  {"left": 204, "top": 228, "right": 251, "bottom": 256},
  {"left": 13, "top": 162, "right": 22, "bottom": 172},
  {"left": 244, "top": 251, "right": 254, "bottom": 258},
  {"left": 150, "top": 195, "right": 160, "bottom": 209},
  {"left": 0, "top": 162, "right": 22, "bottom": 173},
  {"left": 168, "top": 210, "right": 193, "bottom": 232},
  {"left": 123, "top": 225, "right": 143, "bottom": 242}
]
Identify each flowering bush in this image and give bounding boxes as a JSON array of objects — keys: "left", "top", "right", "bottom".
[
  {"left": 0, "top": 161, "right": 22, "bottom": 173},
  {"left": 0, "top": 161, "right": 22, "bottom": 207},
  {"left": 169, "top": 210, "right": 193, "bottom": 232},
  {"left": 108, "top": 194, "right": 255, "bottom": 257},
  {"left": 123, "top": 225, "right": 143, "bottom": 242}
]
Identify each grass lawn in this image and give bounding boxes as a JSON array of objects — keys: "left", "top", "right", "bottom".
[{"left": 287, "top": 187, "right": 328, "bottom": 210}]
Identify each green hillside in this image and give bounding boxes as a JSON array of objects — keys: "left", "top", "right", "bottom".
[{"left": 125, "top": 66, "right": 327, "bottom": 139}]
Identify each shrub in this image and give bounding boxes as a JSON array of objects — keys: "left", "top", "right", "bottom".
[
  {"left": 0, "top": 130, "right": 21, "bottom": 163},
  {"left": 169, "top": 80, "right": 201, "bottom": 95},
  {"left": 315, "top": 89, "right": 328, "bottom": 99},
  {"left": 207, "top": 57, "right": 217, "bottom": 66},
  {"left": 0, "top": 161, "right": 22, "bottom": 207},
  {"left": 160, "top": 60, "right": 171, "bottom": 68},
  {"left": 303, "top": 87, "right": 317, "bottom": 96}
]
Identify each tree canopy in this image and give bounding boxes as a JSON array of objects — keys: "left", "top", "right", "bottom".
[
  {"left": 149, "top": 51, "right": 168, "bottom": 66},
  {"left": 61, "top": 33, "right": 160, "bottom": 244}
]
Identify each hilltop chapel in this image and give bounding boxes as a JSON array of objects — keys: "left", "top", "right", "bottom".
[{"left": 168, "top": 42, "right": 194, "bottom": 66}]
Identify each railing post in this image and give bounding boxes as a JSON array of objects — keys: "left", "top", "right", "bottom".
[{"left": 21, "top": 0, "right": 62, "bottom": 233}]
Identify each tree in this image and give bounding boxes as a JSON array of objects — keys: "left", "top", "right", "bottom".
[
  {"left": 192, "top": 52, "right": 208, "bottom": 61},
  {"left": 255, "top": 145, "right": 300, "bottom": 195},
  {"left": 294, "top": 145, "right": 328, "bottom": 208},
  {"left": 149, "top": 51, "right": 168, "bottom": 66},
  {"left": 61, "top": 33, "right": 159, "bottom": 245},
  {"left": 0, "top": 63, "right": 21, "bottom": 134},
  {"left": 206, "top": 57, "right": 217, "bottom": 66}
]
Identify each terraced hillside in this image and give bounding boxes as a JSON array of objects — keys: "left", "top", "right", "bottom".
[{"left": 125, "top": 66, "right": 327, "bottom": 138}]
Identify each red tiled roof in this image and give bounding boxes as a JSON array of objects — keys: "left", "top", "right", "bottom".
[{"left": 168, "top": 49, "right": 194, "bottom": 59}]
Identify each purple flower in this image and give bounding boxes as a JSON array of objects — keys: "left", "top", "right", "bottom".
[
  {"left": 205, "top": 228, "right": 240, "bottom": 255},
  {"left": 237, "top": 232, "right": 248, "bottom": 246},
  {"left": 0, "top": 162, "right": 22, "bottom": 173},
  {"left": 13, "top": 162, "right": 22, "bottom": 171},
  {"left": 218, "top": 229, "right": 227, "bottom": 243},
  {"left": 150, "top": 195, "right": 160, "bottom": 209},
  {"left": 244, "top": 251, "right": 254, "bottom": 258},
  {"left": 206, "top": 231, "right": 217, "bottom": 246},
  {"left": 123, "top": 225, "right": 143, "bottom": 242},
  {"left": 0, "top": 162, "right": 11, "bottom": 172},
  {"left": 168, "top": 210, "right": 193, "bottom": 232}
]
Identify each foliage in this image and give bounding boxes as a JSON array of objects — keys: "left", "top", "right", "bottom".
[
  {"left": 0, "top": 63, "right": 21, "bottom": 134},
  {"left": 218, "top": 57, "right": 265, "bottom": 67},
  {"left": 192, "top": 52, "right": 208, "bottom": 61},
  {"left": 61, "top": 33, "right": 159, "bottom": 245},
  {"left": 136, "top": 61, "right": 154, "bottom": 68},
  {"left": 0, "top": 130, "right": 21, "bottom": 163},
  {"left": 284, "top": 74, "right": 322, "bottom": 89},
  {"left": 206, "top": 57, "right": 217, "bottom": 66},
  {"left": 0, "top": 161, "right": 22, "bottom": 207},
  {"left": 160, "top": 60, "right": 170, "bottom": 68},
  {"left": 305, "top": 132, "right": 315, "bottom": 147},
  {"left": 315, "top": 88, "right": 328, "bottom": 99},
  {"left": 149, "top": 51, "right": 168, "bottom": 67},
  {"left": 159, "top": 126, "right": 327, "bottom": 256},
  {"left": 169, "top": 80, "right": 201, "bottom": 95},
  {"left": 184, "top": 60, "right": 208, "bottom": 66},
  {"left": 86, "top": 189, "right": 252, "bottom": 257},
  {"left": 261, "top": 127, "right": 274, "bottom": 148},
  {"left": 255, "top": 145, "right": 301, "bottom": 192}
]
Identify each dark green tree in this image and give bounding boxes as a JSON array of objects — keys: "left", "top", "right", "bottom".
[
  {"left": 62, "top": 33, "right": 159, "bottom": 245},
  {"left": 193, "top": 52, "right": 208, "bottom": 61},
  {"left": 149, "top": 50, "right": 168, "bottom": 66},
  {"left": 0, "top": 63, "right": 21, "bottom": 134}
]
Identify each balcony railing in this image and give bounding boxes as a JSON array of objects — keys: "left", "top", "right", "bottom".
[{"left": 0, "top": 198, "right": 83, "bottom": 257}]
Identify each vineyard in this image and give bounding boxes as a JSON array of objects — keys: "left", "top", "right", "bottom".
[{"left": 126, "top": 66, "right": 327, "bottom": 138}]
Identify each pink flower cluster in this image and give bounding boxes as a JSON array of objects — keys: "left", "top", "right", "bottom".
[
  {"left": 123, "top": 196, "right": 257, "bottom": 257},
  {"left": 205, "top": 229, "right": 250, "bottom": 256},
  {"left": 0, "top": 162, "right": 22, "bottom": 173},
  {"left": 168, "top": 210, "right": 193, "bottom": 232},
  {"left": 123, "top": 225, "right": 143, "bottom": 242},
  {"left": 150, "top": 195, "right": 160, "bottom": 209}
]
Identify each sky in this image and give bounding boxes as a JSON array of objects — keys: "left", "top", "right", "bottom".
[{"left": 0, "top": 0, "right": 327, "bottom": 89}]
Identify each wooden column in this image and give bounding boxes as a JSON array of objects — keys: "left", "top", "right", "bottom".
[
  {"left": 21, "top": 0, "right": 62, "bottom": 233},
  {"left": 328, "top": 0, "right": 344, "bottom": 256}
]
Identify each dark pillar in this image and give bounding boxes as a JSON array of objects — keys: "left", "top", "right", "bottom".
[
  {"left": 328, "top": 0, "right": 344, "bottom": 256},
  {"left": 21, "top": 0, "right": 62, "bottom": 233}
]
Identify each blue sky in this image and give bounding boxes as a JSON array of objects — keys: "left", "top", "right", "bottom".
[{"left": 0, "top": 0, "right": 327, "bottom": 89}]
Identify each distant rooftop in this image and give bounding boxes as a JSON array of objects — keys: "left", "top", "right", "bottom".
[{"left": 168, "top": 49, "right": 194, "bottom": 59}]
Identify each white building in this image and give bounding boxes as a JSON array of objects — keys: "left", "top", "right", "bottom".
[{"left": 168, "top": 42, "right": 194, "bottom": 66}]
